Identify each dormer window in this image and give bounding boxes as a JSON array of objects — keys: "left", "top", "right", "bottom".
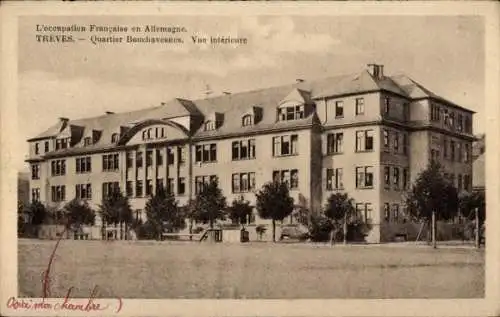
[
  {"left": 111, "top": 133, "right": 119, "bottom": 143},
  {"left": 204, "top": 121, "right": 216, "bottom": 131},
  {"left": 278, "top": 105, "right": 304, "bottom": 121},
  {"left": 55, "top": 138, "right": 70, "bottom": 150},
  {"left": 84, "top": 137, "right": 92, "bottom": 146},
  {"left": 242, "top": 115, "right": 253, "bottom": 127}
]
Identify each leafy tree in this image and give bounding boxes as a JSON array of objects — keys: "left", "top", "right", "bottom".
[
  {"left": 144, "top": 186, "right": 186, "bottom": 240},
  {"left": 406, "top": 161, "right": 459, "bottom": 244},
  {"left": 459, "top": 190, "right": 485, "bottom": 224},
  {"left": 192, "top": 179, "right": 227, "bottom": 228},
  {"left": 255, "top": 181, "right": 294, "bottom": 242},
  {"left": 459, "top": 189, "right": 486, "bottom": 244},
  {"left": 99, "top": 191, "right": 133, "bottom": 240},
  {"left": 29, "top": 201, "right": 47, "bottom": 226},
  {"left": 63, "top": 199, "right": 96, "bottom": 230},
  {"left": 323, "top": 193, "right": 355, "bottom": 244},
  {"left": 228, "top": 195, "right": 253, "bottom": 229}
]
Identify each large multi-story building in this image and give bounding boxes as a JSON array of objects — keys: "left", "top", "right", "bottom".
[{"left": 26, "top": 64, "right": 475, "bottom": 242}]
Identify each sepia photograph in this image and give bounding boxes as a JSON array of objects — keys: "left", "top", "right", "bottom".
[{"left": 1, "top": 2, "right": 499, "bottom": 317}]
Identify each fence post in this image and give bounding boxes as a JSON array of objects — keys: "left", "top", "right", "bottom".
[
  {"left": 431, "top": 210, "right": 437, "bottom": 249},
  {"left": 475, "top": 207, "right": 480, "bottom": 249}
]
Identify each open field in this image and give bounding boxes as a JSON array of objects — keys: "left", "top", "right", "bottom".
[{"left": 18, "top": 239, "right": 484, "bottom": 299}]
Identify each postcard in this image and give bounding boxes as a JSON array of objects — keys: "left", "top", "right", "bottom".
[{"left": 1, "top": 2, "right": 499, "bottom": 316}]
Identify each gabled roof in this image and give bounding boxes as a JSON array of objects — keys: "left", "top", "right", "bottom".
[
  {"left": 28, "top": 68, "right": 475, "bottom": 149},
  {"left": 390, "top": 74, "right": 474, "bottom": 113}
]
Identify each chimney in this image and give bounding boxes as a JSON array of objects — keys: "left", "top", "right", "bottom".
[
  {"left": 296, "top": 78, "right": 304, "bottom": 83},
  {"left": 59, "top": 117, "right": 69, "bottom": 122},
  {"left": 222, "top": 91, "right": 231, "bottom": 95},
  {"left": 105, "top": 111, "right": 115, "bottom": 115}
]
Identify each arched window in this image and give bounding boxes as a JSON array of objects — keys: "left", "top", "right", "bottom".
[
  {"left": 111, "top": 133, "right": 119, "bottom": 143},
  {"left": 204, "top": 121, "right": 215, "bottom": 131},
  {"left": 242, "top": 115, "right": 253, "bottom": 127}
]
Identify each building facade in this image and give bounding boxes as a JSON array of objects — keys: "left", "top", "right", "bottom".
[{"left": 26, "top": 64, "right": 475, "bottom": 242}]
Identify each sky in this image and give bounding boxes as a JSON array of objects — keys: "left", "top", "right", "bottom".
[{"left": 18, "top": 15, "right": 485, "bottom": 171}]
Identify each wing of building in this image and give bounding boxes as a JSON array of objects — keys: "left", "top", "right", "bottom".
[{"left": 26, "top": 64, "right": 476, "bottom": 243}]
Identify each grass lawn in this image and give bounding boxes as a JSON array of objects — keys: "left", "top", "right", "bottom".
[{"left": 18, "top": 239, "right": 484, "bottom": 299}]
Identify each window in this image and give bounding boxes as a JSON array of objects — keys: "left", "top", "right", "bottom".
[
  {"left": 463, "top": 175, "right": 471, "bottom": 191},
  {"left": 457, "top": 174, "right": 463, "bottom": 191},
  {"left": 242, "top": 115, "right": 253, "bottom": 126},
  {"left": 126, "top": 152, "right": 133, "bottom": 168},
  {"left": 51, "top": 160, "right": 66, "bottom": 176},
  {"left": 232, "top": 172, "right": 256, "bottom": 193},
  {"left": 450, "top": 141, "right": 455, "bottom": 161},
  {"left": 232, "top": 139, "right": 256, "bottom": 160},
  {"left": 31, "top": 188, "right": 40, "bottom": 202},
  {"left": 384, "top": 203, "right": 390, "bottom": 221},
  {"left": 136, "top": 152, "right": 143, "bottom": 168},
  {"left": 326, "top": 133, "right": 343, "bottom": 154},
  {"left": 136, "top": 181, "right": 143, "bottom": 197},
  {"left": 392, "top": 204, "right": 400, "bottom": 222},
  {"left": 393, "top": 167, "right": 400, "bottom": 190},
  {"left": 76, "top": 157, "right": 91, "bottom": 173},
  {"left": 35, "top": 143, "right": 39, "bottom": 155},
  {"left": 335, "top": 101, "right": 344, "bottom": 118},
  {"left": 273, "top": 169, "right": 299, "bottom": 189},
  {"left": 457, "top": 114, "right": 463, "bottom": 132},
  {"left": 75, "top": 184, "right": 92, "bottom": 200},
  {"left": 355, "top": 130, "right": 374, "bottom": 152},
  {"left": 384, "top": 166, "right": 390, "bottom": 188},
  {"left": 384, "top": 97, "right": 390, "bottom": 114},
  {"left": 178, "top": 178, "right": 186, "bottom": 195},
  {"left": 195, "top": 175, "right": 217, "bottom": 194},
  {"left": 111, "top": 133, "right": 119, "bottom": 143},
  {"left": 156, "top": 149, "right": 163, "bottom": 165},
  {"left": 465, "top": 116, "right": 471, "bottom": 133},
  {"left": 146, "top": 180, "right": 153, "bottom": 196},
  {"left": 156, "top": 178, "right": 164, "bottom": 192},
  {"left": 84, "top": 137, "right": 92, "bottom": 147},
  {"left": 355, "top": 203, "right": 364, "bottom": 221},
  {"left": 449, "top": 112, "right": 455, "bottom": 128},
  {"left": 167, "top": 178, "right": 174, "bottom": 194},
  {"left": 402, "top": 168, "right": 409, "bottom": 190},
  {"left": 126, "top": 181, "right": 133, "bottom": 197},
  {"left": 383, "top": 130, "right": 389, "bottom": 149},
  {"left": 102, "top": 182, "right": 119, "bottom": 199},
  {"left": 51, "top": 185, "right": 66, "bottom": 202},
  {"left": 195, "top": 144, "right": 217, "bottom": 163},
  {"left": 326, "top": 168, "right": 343, "bottom": 190},
  {"left": 394, "top": 132, "right": 399, "bottom": 152},
  {"left": 44, "top": 141, "right": 49, "bottom": 153},
  {"left": 402, "top": 134, "right": 408, "bottom": 155},
  {"left": 102, "top": 154, "right": 119, "bottom": 171},
  {"left": 146, "top": 150, "right": 153, "bottom": 167},
  {"left": 364, "top": 203, "right": 373, "bottom": 223},
  {"left": 273, "top": 134, "right": 298, "bottom": 156},
  {"left": 31, "top": 164, "right": 40, "bottom": 180},
  {"left": 167, "top": 147, "right": 175, "bottom": 165},
  {"left": 457, "top": 143, "right": 462, "bottom": 162},
  {"left": 443, "top": 139, "right": 448, "bottom": 159},
  {"left": 204, "top": 121, "right": 216, "bottom": 131},
  {"left": 55, "top": 138, "right": 69, "bottom": 150},
  {"left": 356, "top": 166, "right": 374, "bottom": 188},
  {"left": 278, "top": 105, "right": 304, "bottom": 121},
  {"left": 155, "top": 127, "right": 165, "bottom": 138},
  {"left": 178, "top": 147, "right": 186, "bottom": 164},
  {"left": 464, "top": 144, "right": 470, "bottom": 162},
  {"left": 355, "top": 98, "right": 365, "bottom": 115},
  {"left": 431, "top": 104, "right": 441, "bottom": 121}
]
